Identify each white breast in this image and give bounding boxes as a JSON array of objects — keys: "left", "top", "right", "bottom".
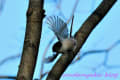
[{"left": 61, "top": 38, "right": 77, "bottom": 51}]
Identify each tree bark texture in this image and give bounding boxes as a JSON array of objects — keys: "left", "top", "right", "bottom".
[{"left": 17, "top": 0, "right": 45, "bottom": 80}]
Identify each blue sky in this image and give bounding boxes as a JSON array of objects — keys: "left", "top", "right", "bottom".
[{"left": 0, "top": 0, "right": 120, "bottom": 80}]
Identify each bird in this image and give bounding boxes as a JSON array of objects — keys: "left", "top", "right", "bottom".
[{"left": 45, "top": 16, "right": 77, "bottom": 63}]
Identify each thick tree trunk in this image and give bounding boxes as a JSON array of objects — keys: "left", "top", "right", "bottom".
[{"left": 17, "top": 0, "right": 44, "bottom": 80}]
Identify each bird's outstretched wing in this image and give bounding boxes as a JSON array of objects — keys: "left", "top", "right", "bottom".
[{"left": 46, "top": 16, "right": 68, "bottom": 41}]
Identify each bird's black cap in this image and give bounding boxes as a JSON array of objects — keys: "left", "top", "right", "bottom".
[{"left": 52, "top": 41, "right": 62, "bottom": 52}]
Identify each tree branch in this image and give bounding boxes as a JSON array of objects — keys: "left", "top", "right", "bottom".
[
  {"left": 0, "top": 76, "right": 16, "bottom": 79},
  {"left": 0, "top": 0, "right": 6, "bottom": 14},
  {"left": 73, "top": 40, "right": 120, "bottom": 64},
  {"left": 70, "top": 16, "right": 74, "bottom": 37},
  {"left": 0, "top": 53, "right": 21, "bottom": 66},
  {"left": 0, "top": 76, "right": 40, "bottom": 80},
  {"left": 16, "top": 0, "right": 45, "bottom": 80},
  {"left": 46, "top": 0, "right": 117, "bottom": 80}
]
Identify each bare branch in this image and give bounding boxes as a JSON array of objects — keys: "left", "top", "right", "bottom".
[
  {"left": 66, "top": 0, "right": 79, "bottom": 24},
  {"left": 0, "top": 76, "right": 16, "bottom": 79},
  {"left": 0, "top": 0, "right": 6, "bottom": 14},
  {"left": 16, "top": 0, "right": 45, "bottom": 79},
  {"left": 80, "top": 40, "right": 120, "bottom": 72},
  {"left": 40, "top": 36, "right": 55, "bottom": 80},
  {"left": 73, "top": 40, "right": 120, "bottom": 63},
  {"left": 72, "top": 40, "right": 120, "bottom": 72},
  {"left": 0, "top": 54, "right": 21, "bottom": 66},
  {"left": 0, "top": 76, "right": 40, "bottom": 80},
  {"left": 46, "top": 0, "right": 117, "bottom": 80},
  {"left": 70, "top": 16, "right": 74, "bottom": 37}
]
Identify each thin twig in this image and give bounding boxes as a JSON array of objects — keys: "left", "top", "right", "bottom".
[
  {"left": 0, "top": 76, "right": 40, "bottom": 80},
  {"left": 0, "top": 76, "right": 16, "bottom": 79},
  {"left": 0, "top": 54, "right": 21, "bottom": 66},
  {"left": 70, "top": 16, "right": 74, "bottom": 37},
  {"left": 73, "top": 40, "right": 120, "bottom": 72},
  {"left": 66, "top": 0, "right": 79, "bottom": 24},
  {"left": 0, "top": 0, "right": 6, "bottom": 14},
  {"left": 73, "top": 40, "right": 120, "bottom": 63},
  {"left": 40, "top": 36, "right": 56, "bottom": 80}
]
